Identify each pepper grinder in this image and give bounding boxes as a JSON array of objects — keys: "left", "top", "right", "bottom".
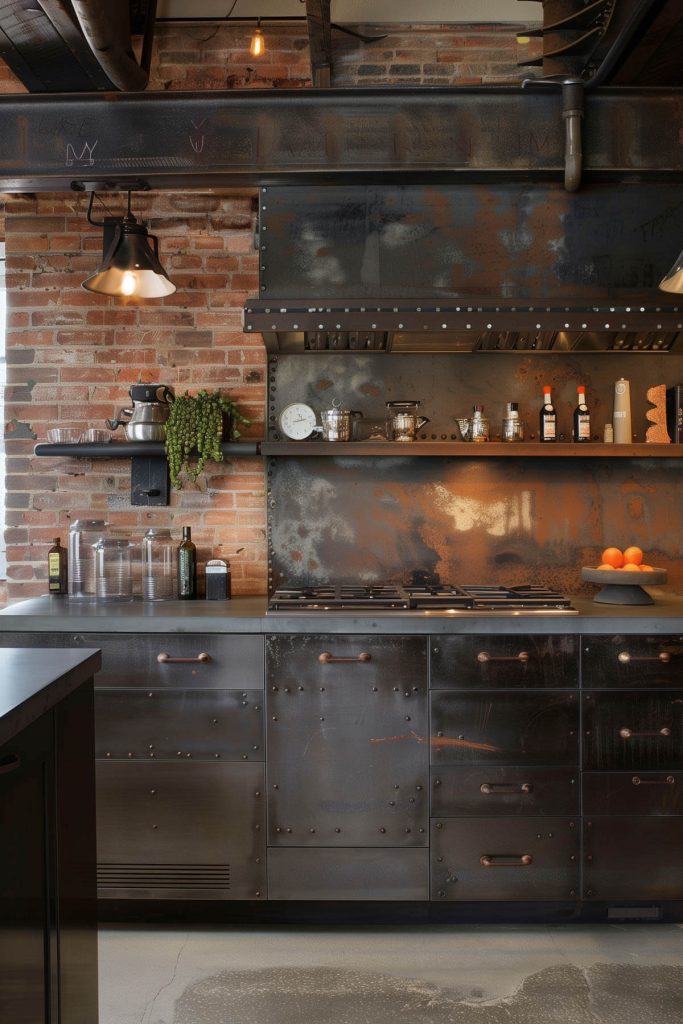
[{"left": 613, "top": 379, "right": 632, "bottom": 443}]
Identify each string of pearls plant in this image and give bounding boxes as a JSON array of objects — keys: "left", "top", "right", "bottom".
[{"left": 164, "top": 389, "right": 250, "bottom": 489}]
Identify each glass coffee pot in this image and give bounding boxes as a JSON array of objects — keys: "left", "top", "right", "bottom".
[{"left": 385, "top": 401, "right": 430, "bottom": 442}]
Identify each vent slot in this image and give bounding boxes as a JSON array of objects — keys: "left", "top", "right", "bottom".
[
  {"left": 97, "top": 863, "right": 231, "bottom": 890},
  {"left": 606, "top": 905, "right": 662, "bottom": 921}
]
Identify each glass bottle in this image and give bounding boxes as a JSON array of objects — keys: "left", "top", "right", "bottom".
[
  {"left": 178, "top": 526, "right": 197, "bottom": 600},
  {"left": 141, "top": 528, "right": 176, "bottom": 601},
  {"left": 539, "top": 385, "right": 557, "bottom": 442},
  {"left": 502, "top": 402, "right": 524, "bottom": 442},
  {"left": 573, "top": 386, "right": 591, "bottom": 442},
  {"left": 470, "top": 404, "right": 489, "bottom": 443},
  {"left": 47, "top": 537, "right": 68, "bottom": 595}
]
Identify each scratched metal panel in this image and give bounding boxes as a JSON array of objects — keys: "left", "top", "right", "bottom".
[
  {"left": 266, "top": 634, "right": 429, "bottom": 847},
  {"left": 582, "top": 635, "right": 683, "bottom": 688},
  {"left": 582, "top": 691, "right": 683, "bottom": 770},
  {"left": 430, "top": 635, "right": 578, "bottom": 689},
  {"left": 431, "top": 766, "right": 579, "bottom": 817},
  {"left": 260, "top": 184, "right": 683, "bottom": 302},
  {"left": 583, "top": 817, "right": 683, "bottom": 900},
  {"left": 267, "top": 848, "right": 429, "bottom": 900}
]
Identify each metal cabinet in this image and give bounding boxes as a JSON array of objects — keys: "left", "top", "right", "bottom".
[{"left": 431, "top": 635, "right": 578, "bottom": 689}]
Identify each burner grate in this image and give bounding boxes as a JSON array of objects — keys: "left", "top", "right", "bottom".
[{"left": 267, "top": 583, "right": 577, "bottom": 614}]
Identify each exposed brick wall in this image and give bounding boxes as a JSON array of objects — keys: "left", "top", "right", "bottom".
[{"left": 0, "top": 20, "right": 540, "bottom": 604}]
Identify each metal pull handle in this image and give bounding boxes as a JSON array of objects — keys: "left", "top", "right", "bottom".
[
  {"left": 480, "top": 782, "right": 533, "bottom": 795},
  {"left": 0, "top": 753, "right": 21, "bottom": 775},
  {"left": 480, "top": 854, "right": 533, "bottom": 867},
  {"left": 477, "top": 651, "right": 529, "bottom": 664},
  {"left": 157, "top": 652, "right": 211, "bottom": 664},
  {"left": 619, "top": 727, "right": 671, "bottom": 739},
  {"left": 318, "top": 651, "right": 372, "bottom": 664},
  {"left": 617, "top": 651, "right": 671, "bottom": 664},
  {"left": 632, "top": 775, "right": 675, "bottom": 786}
]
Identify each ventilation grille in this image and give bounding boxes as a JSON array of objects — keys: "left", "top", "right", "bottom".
[
  {"left": 607, "top": 905, "right": 661, "bottom": 921},
  {"left": 97, "top": 863, "right": 231, "bottom": 890}
]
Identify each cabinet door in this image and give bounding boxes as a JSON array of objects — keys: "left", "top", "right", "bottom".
[
  {"left": 431, "top": 635, "right": 578, "bottom": 689},
  {"left": 582, "top": 635, "right": 683, "bottom": 688},
  {"left": 431, "top": 766, "right": 579, "bottom": 816},
  {"left": 583, "top": 692, "right": 683, "bottom": 770},
  {"left": 96, "top": 761, "right": 265, "bottom": 899},
  {"left": 583, "top": 817, "right": 683, "bottom": 900},
  {"left": 266, "top": 635, "right": 428, "bottom": 847},
  {"left": 583, "top": 772, "right": 683, "bottom": 815},
  {"left": 430, "top": 691, "right": 579, "bottom": 765}
]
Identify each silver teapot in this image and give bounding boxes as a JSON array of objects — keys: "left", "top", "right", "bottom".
[
  {"left": 107, "top": 384, "right": 175, "bottom": 442},
  {"left": 386, "top": 401, "right": 430, "bottom": 442}
]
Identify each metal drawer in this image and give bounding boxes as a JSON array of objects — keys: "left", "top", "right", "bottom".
[
  {"left": 431, "top": 635, "right": 578, "bottom": 690},
  {"left": 0, "top": 631, "right": 264, "bottom": 690},
  {"left": 95, "top": 688, "right": 263, "bottom": 761},
  {"left": 582, "top": 772, "right": 683, "bottom": 815},
  {"left": 430, "top": 691, "right": 579, "bottom": 765},
  {"left": 582, "top": 635, "right": 683, "bottom": 689},
  {"left": 431, "top": 817, "right": 579, "bottom": 900},
  {"left": 431, "top": 766, "right": 578, "bottom": 816},
  {"left": 267, "top": 848, "right": 429, "bottom": 900},
  {"left": 96, "top": 761, "right": 265, "bottom": 899},
  {"left": 583, "top": 691, "right": 683, "bottom": 770},
  {"left": 583, "top": 817, "right": 683, "bottom": 900},
  {"left": 266, "top": 633, "right": 428, "bottom": 688}
]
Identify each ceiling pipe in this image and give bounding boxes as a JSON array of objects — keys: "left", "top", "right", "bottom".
[{"left": 522, "top": 76, "right": 584, "bottom": 192}]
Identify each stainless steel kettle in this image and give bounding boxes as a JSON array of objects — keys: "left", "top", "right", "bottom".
[
  {"left": 386, "top": 400, "right": 430, "bottom": 442},
  {"left": 107, "top": 384, "right": 175, "bottom": 442}
]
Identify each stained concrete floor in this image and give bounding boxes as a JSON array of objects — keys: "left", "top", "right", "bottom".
[{"left": 98, "top": 923, "right": 683, "bottom": 1024}]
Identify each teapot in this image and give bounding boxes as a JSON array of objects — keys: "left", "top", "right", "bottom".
[
  {"left": 386, "top": 400, "right": 430, "bottom": 442},
  {"left": 107, "top": 384, "right": 175, "bottom": 442}
]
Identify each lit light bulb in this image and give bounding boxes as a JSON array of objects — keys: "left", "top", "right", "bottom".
[
  {"left": 250, "top": 25, "right": 264, "bottom": 57},
  {"left": 121, "top": 271, "right": 137, "bottom": 296}
]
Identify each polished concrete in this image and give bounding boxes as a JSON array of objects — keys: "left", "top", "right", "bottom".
[{"left": 99, "top": 923, "right": 683, "bottom": 1024}]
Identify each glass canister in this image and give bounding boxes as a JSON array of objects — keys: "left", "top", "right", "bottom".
[
  {"left": 141, "top": 528, "right": 177, "bottom": 601},
  {"left": 93, "top": 537, "right": 133, "bottom": 602},
  {"left": 470, "top": 405, "right": 490, "bottom": 443},
  {"left": 68, "top": 519, "right": 108, "bottom": 599}
]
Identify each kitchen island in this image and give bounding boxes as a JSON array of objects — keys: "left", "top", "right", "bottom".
[{"left": 0, "top": 647, "right": 101, "bottom": 1024}]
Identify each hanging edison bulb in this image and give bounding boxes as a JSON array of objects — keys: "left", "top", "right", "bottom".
[{"left": 250, "top": 18, "right": 264, "bottom": 57}]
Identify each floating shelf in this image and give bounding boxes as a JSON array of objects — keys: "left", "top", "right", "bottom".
[{"left": 260, "top": 441, "right": 681, "bottom": 457}]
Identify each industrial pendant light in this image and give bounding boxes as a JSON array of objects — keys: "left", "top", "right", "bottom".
[
  {"left": 659, "top": 249, "right": 683, "bottom": 294},
  {"left": 250, "top": 18, "right": 265, "bottom": 57},
  {"left": 82, "top": 191, "right": 176, "bottom": 299}
]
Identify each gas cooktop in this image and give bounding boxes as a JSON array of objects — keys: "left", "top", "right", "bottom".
[{"left": 266, "top": 583, "right": 578, "bottom": 614}]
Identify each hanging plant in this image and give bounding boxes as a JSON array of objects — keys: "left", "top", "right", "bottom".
[{"left": 165, "top": 389, "right": 250, "bottom": 489}]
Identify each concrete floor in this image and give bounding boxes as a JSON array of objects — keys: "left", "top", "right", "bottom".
[{"left": 98, "top": 922, "right": 683, "bottom": 1024}]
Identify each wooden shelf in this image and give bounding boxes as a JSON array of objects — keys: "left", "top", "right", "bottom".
[{"left": 261, "top": 441, "right": 681, "bottom": 457}]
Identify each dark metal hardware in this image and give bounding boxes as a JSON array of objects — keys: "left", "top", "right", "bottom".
[
  {"left": 157, "top": 652, "right": 211, "bottom": 664},
  {"left": 632, "top": 775, "right": 675, "bottom": 786},
  {"left": 0, "top": 752, "right": 21, "bottom": 774},
  {"left": 477, "top": 651, "right": 530, "bottom": 664},
  {"left": 617, "top": 651, "right": 671, "bottom": 664},
  {"left": 480, "top": 782, "right": 533, "bottom": 795},
  {"left": 318, "top": 651, "right": 372, "bottom": 664},
  {"left": 480, "top": 854, "right": 533, "bottom": 867},
  {"left": 619, "top": 727, "right": 671, "bottom": 738}
]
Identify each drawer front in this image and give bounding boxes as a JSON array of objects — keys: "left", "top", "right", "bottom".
[
  {"left": 582, "top": 772, "right": 683, "bottom": 815},
  {"left": 430, "top": 691, "right": 579, "bottom": 765},
  {"left": 266, "top": 634, "right": 428, "bottom": 688},
  {"left": 583, "top": 817, "right": 683, "bottom": 900},
  {"left": 96, "top": 761, "right": 265, "bottom": 899},
  {"left": 95, "top": 689, "right": 263, "bottom": 761},
  {"left": 431, "top": 635, "right": 578, "bottom": 690},
  {"left": 267, "top": 848, "right": 429, "bottom": 901},
  {"left": 431, "top": 766, "right": 579, "bottom": 816},
  {"left": 582, "top": 635, "right": 683, "bottom": 689},
  {"left": 0, "top": 632, "right": 264, "bottom": 690},
  {"left": 431, "top": 817, "right": 579, "bottom": 900},
  {"left": 583, "top": 692, "right": 683, "bottom": 770}
]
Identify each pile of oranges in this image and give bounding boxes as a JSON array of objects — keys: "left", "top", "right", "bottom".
[{"left": 597, "top": 546, "right": 655, "bottom": 572}]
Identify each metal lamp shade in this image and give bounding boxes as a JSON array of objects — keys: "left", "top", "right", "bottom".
[
  {"left": 82, "top": 219, "right": 176, "bottom": 298},
  {"left": 659, "top": 249, "right": 683, "bottom": 294}
]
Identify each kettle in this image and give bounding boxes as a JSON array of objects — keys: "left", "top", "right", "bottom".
[
  {"left": 386, "top": 400, "right": 430, "bottom": 442},
  {"left": 107, "top": 384, "right": 175, "bottom": 442}
]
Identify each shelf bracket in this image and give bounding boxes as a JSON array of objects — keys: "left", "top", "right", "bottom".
[{"left": 130, "top": 455, "right": 169, "bottom": 506}]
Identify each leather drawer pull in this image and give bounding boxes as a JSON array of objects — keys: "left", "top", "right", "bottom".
[
  {"left": 0, "top": 752, "right": 21, "bottom": 775},
  {"left": 480, "top": 854, "right": 533, "bottom": 867},
  {"left": 632, "top": 775, "right": 675, "bottom": 785},
  {"left": 619, "top": 727, "right": 671, "bottom": 739},
  {"left": 617, "top": 651, "right": 671, "bottom": 664},
  {"left": 157, "top": 652, "right": 211, "bottom": 664},
  {"left": 318, "top": 651, "right": 371, "bottom": 664},
  {"left": 480, "top": 782, "right": 532, "bottom": 795},
  {"left": 477, "top": 651, "right": 529, "bottom": 664}
]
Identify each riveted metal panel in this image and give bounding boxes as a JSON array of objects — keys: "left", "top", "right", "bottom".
[
  {"left": 582, "top": 635, "right": 683, "bottom": 688},
  {"left": 582, "top": 691, "right": 683, "bottom": 769},
  {"left": 431, "top": 766, "right": 579, "bottom": 816},
  {"left": 583, "top": 817, "right": 683, "bottom": 900},
  {"left": 431, "top": 635, "right": 579, "bottom": 689},
  {"left": 266, "top": 634, "right": 428, "bottom": 846},
  {"left": 582, "top": 771, "right": 683, "bottom": 815},
  {"left": 268, "top": 847, "right": 429, "bottom": 900},
  {"left": 431, "top": 817, "right": 579, "bottom": 900}
]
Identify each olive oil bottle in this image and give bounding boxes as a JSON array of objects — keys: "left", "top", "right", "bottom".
[
  {"left": 178, "top": 526, "right": 197, "bottom": 599},
  {"left": 48, "top": 537, "right": 68, "bottom": 595}
]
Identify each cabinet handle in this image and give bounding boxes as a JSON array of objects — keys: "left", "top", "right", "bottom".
[
  {"left": 632, "top": 775, "right": 675, "bottom": 786},
  {"left": 617, "top": 651, "right": 671, "bottom": 664},
  {"left": 480, "top": 854, "right": 533, "bottom": 867},
  {"left": 480, "top": 782, "right": 533, "bottom": 795},
  {"left": 318, "top": 651, "right": 372, "bottom": 664},
  {"left": 0, "top": 752, "right": 21, "bottom": 775},
  {"left": 477, "top": 651, "right": 529, "bottom": 664},
  {"left": 619, "top": 727, "right": 671, "bottom": 739},
  {"left": 157, "top": 652, "right": 211, "bottom": 664}
]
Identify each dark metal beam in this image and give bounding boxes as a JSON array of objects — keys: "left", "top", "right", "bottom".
[
  {"left": 0, "top": 87, "right": 682, "bottom": 192},
  {"left": 305, "top": 0, "right": 332, "bottom": 88}
]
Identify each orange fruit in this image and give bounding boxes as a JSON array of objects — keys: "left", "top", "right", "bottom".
[
  {"left": 623, "top": 546, "right": 644, "bottom": 565},
  {"left": 601, "top": 547, "right": 624, "bottom": 568},
  {"left": 622, "top": 562, "right": 641, "bottom": 571},
  {"left": 597, "top": 563, "right": 615, "bottom": 570},
  {"left": 640, "top": 564, "right": 654, "bottom": 572}
]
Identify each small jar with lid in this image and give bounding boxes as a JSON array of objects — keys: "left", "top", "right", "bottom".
[
  {"left": 93, "top": 537, "right": 133, "bottom": 602},
  {"left": 68, "top": 519, "right": 108, "bottom": 599},
  {"left": 141, "top": 528, "right": 177, "bottom": 601},
  {"left": 470, "top": 405, "right": 489, "bottom": 443}
]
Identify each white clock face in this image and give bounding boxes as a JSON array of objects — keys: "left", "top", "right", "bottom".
[{"left": 278, "top": 403, "right": 317, "bottom": 440}]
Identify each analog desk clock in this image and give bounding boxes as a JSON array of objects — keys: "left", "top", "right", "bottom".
[{"left": 278, "top": 402, "right": 317, "bottom": 440}]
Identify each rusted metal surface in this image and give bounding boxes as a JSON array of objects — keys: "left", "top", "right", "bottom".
[{"left": 0, "top": 87, "right": 683, "bottom": 191}]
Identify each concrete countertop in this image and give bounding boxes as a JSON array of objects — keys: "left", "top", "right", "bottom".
[
  {"left": 0, "top": 647, "right": 101, "bottom": 747},
  {"left": 1, "top": 593, "right": 683, "bottom": 634}
]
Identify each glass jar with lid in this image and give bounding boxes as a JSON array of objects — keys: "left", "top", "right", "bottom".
[
  {"left": 141, "top": 528, "right": 177, "bottom": 601},
  {"left": 68, "top": 519, "right": 108, "bottom": 599},
  {"left": 93, "top": 537, "right": 133, "bottom": 602}
]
